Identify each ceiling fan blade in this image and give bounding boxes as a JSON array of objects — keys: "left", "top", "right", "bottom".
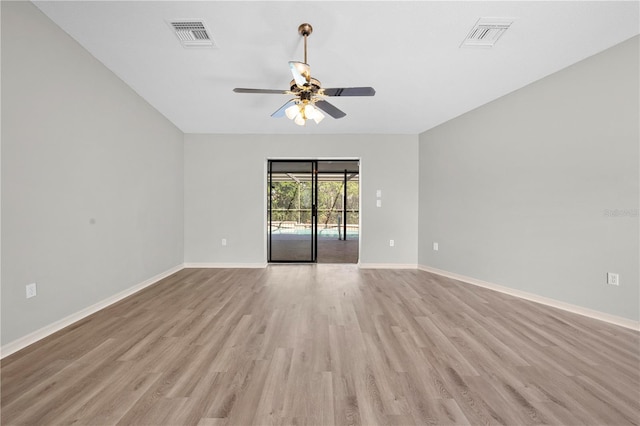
[
  {"left": 289, "top": 61, "right": 311, "bottom": 88},
  {"left": 322, "top": 87, "right": 376, "bottom": 97},
  {"left": 233, "top": 88, "right": 289, "bottom": 94},
  {"left": 271, "top": 99, "right": 297, "bottom": 118},
  {"left": 315, "top": 100, "right": 346, "bottom": 119}
]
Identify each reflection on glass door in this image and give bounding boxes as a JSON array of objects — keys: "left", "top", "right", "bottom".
[{"left": 268, "top": 161, "right": 317, "bottom": 262}]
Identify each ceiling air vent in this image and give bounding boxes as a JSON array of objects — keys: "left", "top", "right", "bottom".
[
  {"left": 170, "top": 20, "right": 215, "bottom": 48},
  {"left": 461, "top": 18, "right": 514, "bottom": 48}
]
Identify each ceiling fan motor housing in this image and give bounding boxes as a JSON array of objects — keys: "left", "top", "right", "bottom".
[{"left": 289, "top": 78, "right": 322, "bottom": 95}]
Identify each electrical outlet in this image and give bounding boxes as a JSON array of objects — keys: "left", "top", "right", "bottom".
[
  {"left": 433, "top": 242, "right": 439, "bottom": 251},
  {"left": 376, "top": 190, "right": 382, "bottom": 198},
  {"left": 389, "top": 239, "right": 394, "bottom": 247},
  {"left": 222, "top": 238, "right": 227, "bottom": 246},
  {"left": 607, "top": 273, "right": 619, "bottom": 286},
  {"left": 376, "top": 199, "right": 382, "bottom": 207},
  {"left": 26, "top": 283, "right": 37, "bottom": 299}
]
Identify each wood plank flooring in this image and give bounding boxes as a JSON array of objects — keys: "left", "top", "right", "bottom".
[{"left": 2, "top": 265, "right": 639, "bottom": 425}]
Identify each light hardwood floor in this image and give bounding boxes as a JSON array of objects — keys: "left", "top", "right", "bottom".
[{"left": 2, "top": 266, "right": 639, "bottom": 425}]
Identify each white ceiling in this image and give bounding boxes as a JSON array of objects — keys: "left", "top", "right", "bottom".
[{"left": 33, "top": 1, "right": 639, "bottom": 135}]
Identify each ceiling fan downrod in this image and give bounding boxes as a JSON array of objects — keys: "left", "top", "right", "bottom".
[{"left": 298, "top": 23, "right": 313, "bottom": 64}]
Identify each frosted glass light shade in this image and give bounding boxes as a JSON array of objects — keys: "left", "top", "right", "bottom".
[
  {"left": 294, "top": 114, "right": 306, "bottom": 126},
  {"left": 303, "top": 104, "right": 316, "bottom": 117},
  {"left": 312, "top": 110, "right": 325, "bottom": 124},
  {"left": 285, "top": 104, "right": 300, "bottom": 120}
]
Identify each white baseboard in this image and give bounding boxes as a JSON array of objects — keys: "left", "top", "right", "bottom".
[
  {"left": 183, "top": 262, "right": 268, "bottom": 269},
  {"left": 418, "top": 264, "right": 640, "bottom": 331},
  {"left": 359, "top": 263, "right": 418, "bottom": 269},
  {"left": 0, "top": 264, "right": 184, "bottom": 359}
]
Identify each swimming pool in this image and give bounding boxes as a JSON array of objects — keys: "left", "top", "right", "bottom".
[{"left": 270, "top": 226, "right": 359, "bottom": 237}]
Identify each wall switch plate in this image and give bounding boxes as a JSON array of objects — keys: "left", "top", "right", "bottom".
[
  {"left": 376, "top": 190, "right": 382, "bottom": 198},
  {"left": 376, "top": 199, "right": 382, "bottom": 207},
  {"left": 26, "top": 283, "right": 37, "bottom": 299},
  {"left": 389, "top": 239, "right": 395, "bottom": 247},
  {"left": 433, "top": 242, "right": 439, "bottom": 251},
  {"left": 607, "top": 272, "right": 619, "bottom": 286},
  {"left": 221, "top": 238, "right": 227, "bottom": 246}
]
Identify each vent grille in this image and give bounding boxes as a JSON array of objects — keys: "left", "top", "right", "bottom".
[
  {"left": 461, "top": 18, "right": 513, "bottom": 47},
  {"left": 170, "top": 21, "right": 215, "bottom": 48}
]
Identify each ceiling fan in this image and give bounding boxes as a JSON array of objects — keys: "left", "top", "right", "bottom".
[{"left": 233, "top": 23, "right": 376, "bottom": 126}]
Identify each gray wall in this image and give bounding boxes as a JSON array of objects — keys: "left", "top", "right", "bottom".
[
  {"left": 1, "top": 1, "right": 185, "bottom": 345},
  {"left": 184, "top": 134, "right": 419, "bottom": 266},
  {"left": 418, "top": 36, "right": 639, "bottom": 321}
]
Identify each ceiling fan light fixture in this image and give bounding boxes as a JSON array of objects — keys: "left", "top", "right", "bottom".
[{"left": 284, "top": 102, "right": 325, "bottom": 125}]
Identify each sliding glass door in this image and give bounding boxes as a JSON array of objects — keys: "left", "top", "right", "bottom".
[
  {"left": 268, "top": 159, "right": 359, "bottom": 263},
  {"left": 268, "top": 160, "right": 318, "bottom": 262}
]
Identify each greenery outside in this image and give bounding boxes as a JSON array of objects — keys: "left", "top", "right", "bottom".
[{"left": 269, "top": 179, "right": 359, "bottom": 233}]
